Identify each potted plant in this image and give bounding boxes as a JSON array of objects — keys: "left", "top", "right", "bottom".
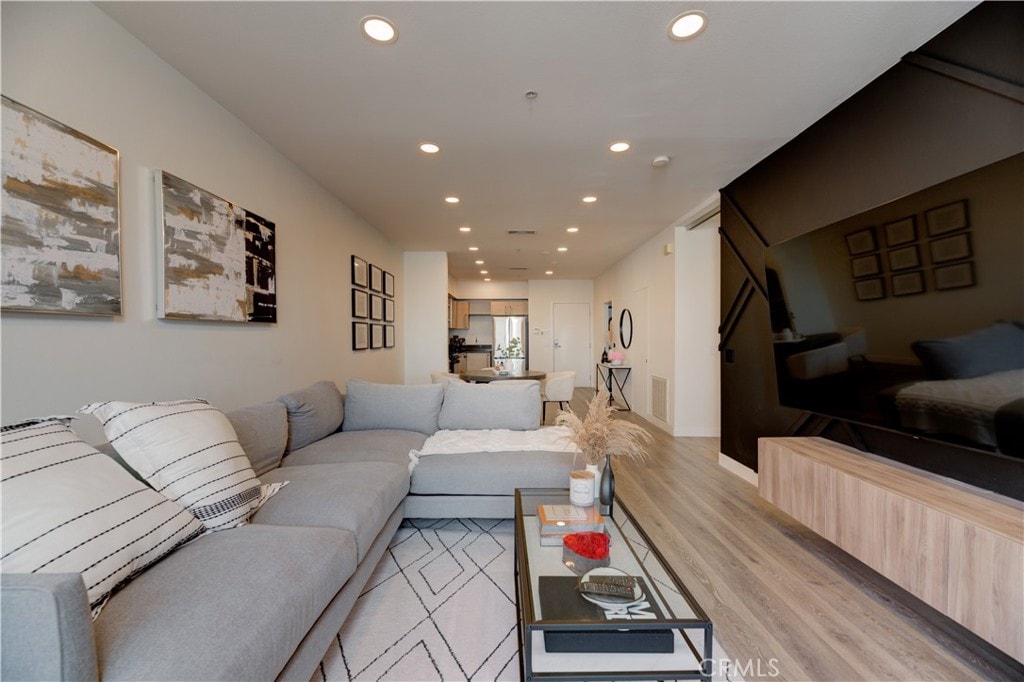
[{"left": 555, "top": 390, "right": 651, "bottom": 509}]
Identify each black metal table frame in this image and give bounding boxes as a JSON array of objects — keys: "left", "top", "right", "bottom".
[
  {"left": 595, "top": 363, "right": 632, "bottom": 411},
  {"left": 514, "top": 489, "right": 713, "bottom": 681}
]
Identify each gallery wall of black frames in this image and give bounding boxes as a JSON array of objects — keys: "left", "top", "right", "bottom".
[
  {"left": 717, "top": 2, "right": 1024, "bottom": 500},
  {"left": 350, "top": 255, "right": 396, "bottom": 351}
]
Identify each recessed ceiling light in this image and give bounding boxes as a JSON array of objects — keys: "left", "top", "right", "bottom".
[
  {"left": 445, "top": 196, "right": 460, "bottom": 204},
  {"left": 609, "top": 141, "right": 631, "bottom": 153},
  {"left": 419, "top": 142, "right": 440, "bottom": 154},
  {"left": 557, "top": 247, "right": 568, "bottom": 252},
  {"left": 483, "top": 278, "right": 491, "bottom": 282},
  {"left": 669, "top": 11, "right": 707, "bottom": 40},
  {"left": 468, "top": 246, "right": 479, "bottom": 251},
  {"left": 566, "top": 226, "right": 579, "bottom": 233},
  {"left": 475, "top": 260, "right": 484, "bottom": 265},
  {"left": 545, "top": 270, "right": 554, "bottom": 275},
  {"left": 480, "top": 270, "right": 488, "bottom": 274},
  {"left": 361, "top": 16, "right": 398, "bottom": 43},
  {"left": 582, "top": 196, "right": 597, "bottom": 204},
  {"left": 459, "top": 226, "right": 471, "bottom": 232}
]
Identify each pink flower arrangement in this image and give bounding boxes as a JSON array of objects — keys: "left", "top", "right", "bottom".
[{"left": 608, "top": 351, "right": 625, "bottom": 364}]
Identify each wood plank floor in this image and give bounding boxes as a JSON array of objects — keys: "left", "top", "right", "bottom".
[{"left": 559, "top": 388, "right": 1021, "bottom": 681}]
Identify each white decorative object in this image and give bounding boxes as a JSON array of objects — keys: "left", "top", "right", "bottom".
[
  {"left": 80, "top": 399, "right": 287, "bottom": 531},
  {"left": 585, "top": 463, "right": 601, "bottom": 500},
  {"left": 0, "top": 418, "right": 203, "bottom": 616},
  {"left": 569, "top": 469, "right": 596, "bottom": 506}
]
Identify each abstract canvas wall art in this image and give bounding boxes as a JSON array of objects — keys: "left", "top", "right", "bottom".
[
  {"left": 158, "top": 171, "right": 276, "bottom": 322},
  {"left": 1, "top": 97, "right": 121, "bottom": 315}
]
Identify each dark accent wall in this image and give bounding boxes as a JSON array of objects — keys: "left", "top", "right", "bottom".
[{"left": 719, "top": 2, "right": 1024, "bottom": 497}]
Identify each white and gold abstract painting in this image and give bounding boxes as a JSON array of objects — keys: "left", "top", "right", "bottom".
[{"left": 1, "top": 97, "right": 121, "bottom": 315}]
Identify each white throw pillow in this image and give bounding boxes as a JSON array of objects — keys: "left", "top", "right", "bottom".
[
  {"left": 79, "top": 399, "right": 287, "bottom": 531},
  {"left": 1, "top": 418, "right": 205, "bottom": 617}
]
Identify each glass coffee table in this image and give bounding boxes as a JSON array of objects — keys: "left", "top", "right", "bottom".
[{"left": 514, "top": 489, "right": 713, "bottom": 681}]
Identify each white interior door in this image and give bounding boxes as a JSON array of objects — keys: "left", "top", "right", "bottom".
[{"left": 553, "top": 302, "right": 593, "bottom": 388}]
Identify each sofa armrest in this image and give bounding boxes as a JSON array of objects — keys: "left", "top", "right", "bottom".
[{"left": 1, "top": 573, "right": 98, "bottom": 681}]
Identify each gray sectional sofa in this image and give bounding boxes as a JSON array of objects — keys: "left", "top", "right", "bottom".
[{"left": 1, "top": 378, "right": 576, "bottom": 681}]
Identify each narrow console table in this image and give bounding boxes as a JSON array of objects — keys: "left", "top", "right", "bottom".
[
  {"left": 759, "top": 437, "right": 1024, "bottom": 662},
  {"left": 595, "top": 363, "right": 632, "bottom": 411}
]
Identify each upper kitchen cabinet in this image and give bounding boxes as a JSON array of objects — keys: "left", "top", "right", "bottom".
[
  {"left": 490, "top": 300, "right": 528, "bottom": 316},
  {"left": 448, "top": 298, "right": 470, "bottom": 329}
]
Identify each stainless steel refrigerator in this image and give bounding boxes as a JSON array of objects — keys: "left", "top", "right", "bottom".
[{"left": 493, "top": 316, "right": 528, "bottom": 372}]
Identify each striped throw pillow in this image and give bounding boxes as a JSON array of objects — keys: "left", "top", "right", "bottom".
[
  {"left": 79, "top": 400, "right": 287, "bottom": 531},
  {"left": 1, "top": 418, "right": 204, "bottom": 617}
]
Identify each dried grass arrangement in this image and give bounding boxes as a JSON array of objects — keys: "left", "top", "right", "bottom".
[{"left": 555, "top": 390, "right": 653, "bottom": 467}]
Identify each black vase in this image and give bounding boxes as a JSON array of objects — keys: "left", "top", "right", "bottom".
[{"left": 599, "top": 453, "right": 615, "bottom": 510}]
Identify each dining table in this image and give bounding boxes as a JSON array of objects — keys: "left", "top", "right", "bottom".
[{"left": 459, "top": 369, "right": 547, "bottom": 383}]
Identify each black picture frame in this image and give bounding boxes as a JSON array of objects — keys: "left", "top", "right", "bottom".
[
  {"left": 934, "top": 261, "right": 976, "bottom": 290},
  {"left": 929, "top": 233, "right": 973, "bottom": 264},
  {"left": 384, "top": 297, "right": 395, "bottom": 322},
  {"left": 925, "top": 199, "right": 969, "bottom": 237},
  {"left": 884, "top": 217, "right": 917, "bottom": 247},
  {"left": 352, "top": 321, "right": 369, "bottom": 350},
  {"left": 351, "top": 255, "right": 368, "bottom": 288},
  {"left": 891, "top": 270, "right": 926, "bottom": 297},
  {"left": 384, "top": 325, "right": 395, "bottom": 348},
  {"left": 383, "top": 271, "right": 395, "bottom": 298},
  {"left": 352, "top": 288, "right": 369, "bottom": 319},
  {"left": 850, "top": 254, "right": 881, "bottom": 279},
  {"left": 854, "top": 277, "right": 885, "bottom": 301},
  {"left": 369, "top": 264, "right": 383, "bottom": 292},
  {"left": 845, "top": 227, "right": 877, "bottom": 255},
  {"left": 888, "top": 245, "right": 921, "bottom": 272},
  {"left": 370, "top": 294, "right": 384, "bottom": 321},
  {"left": 370, "top": 323, "right": 384, "bottom": 349}
]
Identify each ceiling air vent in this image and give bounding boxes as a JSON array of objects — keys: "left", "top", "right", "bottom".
[
  {"left": 508, "top": 267, "right": 529, "bottom": 271},
  {"left": 507, "top": 230, "right": 536, "bottom": 235}
]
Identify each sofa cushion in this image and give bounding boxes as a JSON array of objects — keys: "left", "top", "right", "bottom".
[
  {"left": 411, "top": 450, "right": 576, "bottom": 495},
  {"left": 254, "top": 463, "right": 409, "bottom": 562},
  {"left": 911, "top": 322, "right": 1024, "bottom": 380},
  {"left": 226, "top": 400, "right": 288, "bottom": 476},
  {"left": 439, "top": 381, "right": 541, "bottom": 430},
  {"left": 342, "top": 380, "right": 443, "bottom": 435},
  {"left": 0, "top": 419, "right": 204, "bottom": 616},
  {"left": 277, "top": 380, "right": 345, "bottom": 452},
  {"left": 282, "top": 429, "right": 425, "bottom": 468},
  {"left": 79, "top": 400, "right": 286, "bottom": 531},
  {"left": 93, "top": 524, "right": 356, "bottom": 682}
]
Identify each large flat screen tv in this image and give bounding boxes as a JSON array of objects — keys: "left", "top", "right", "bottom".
[{"left": 766, "top": 153, "right": 1023, "bottom": 477}]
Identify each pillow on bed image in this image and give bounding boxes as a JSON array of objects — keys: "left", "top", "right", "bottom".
[
  {"left": 1, "top": 418, "right": 204, "bottom": 617},
  {"left": 911, "top": 322, "right": 1024, "bottom": 380},
  {"left": 79, "top": 400, "right": 287, "bottom": 532}
]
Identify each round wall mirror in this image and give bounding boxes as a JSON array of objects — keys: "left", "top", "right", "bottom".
[{"left": 619, "top": 308, "right": 633, "bottom": 348}]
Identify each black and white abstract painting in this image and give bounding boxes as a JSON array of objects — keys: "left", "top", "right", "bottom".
[
  {"left": 158, "top": 171, "right": 276, "bottom": 322},
  {"left": 1, "top": 97, "right": 121, "bottom": 315}
]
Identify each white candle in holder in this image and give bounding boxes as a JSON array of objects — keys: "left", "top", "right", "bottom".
[{"left": 569, "top": 469, "right": 596, "bottom": 507}]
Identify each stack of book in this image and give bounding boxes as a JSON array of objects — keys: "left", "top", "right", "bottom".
[{"left": 537, "top": 504, "right": 605, "bottom": 546}]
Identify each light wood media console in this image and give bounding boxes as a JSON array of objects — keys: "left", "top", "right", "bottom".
[{"left": 759, "top": 437, "right": 1024, "bottom": 662}]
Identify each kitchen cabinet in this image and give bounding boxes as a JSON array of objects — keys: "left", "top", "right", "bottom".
[
  {"left": 448, "top": 298, "right": 470, "bottom": 329},
  {"left": 489, "top": 300, "right": 528, "bottom": 316},
  {"left": 466, "top": 351, "right": 491, "bottom": 371}
]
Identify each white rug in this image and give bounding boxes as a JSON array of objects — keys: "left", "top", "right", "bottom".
[{"left": 315, "top": 518, "right": 736, "bottom": 682}]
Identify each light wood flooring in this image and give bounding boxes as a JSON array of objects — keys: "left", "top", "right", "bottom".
[{"left": 557, "top": 388, "right": 1021, "bottom": 681}]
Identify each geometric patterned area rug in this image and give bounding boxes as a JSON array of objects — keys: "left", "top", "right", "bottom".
[
  {"left": 315, "top": 518, "right": 735, "bottom": 682},
  {"left": 315, "top": 519, "right": 519, "bottom": 681}
]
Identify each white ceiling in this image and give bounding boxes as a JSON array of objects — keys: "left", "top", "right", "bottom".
[{"left": 98, "top": 1, "right": 976, "bottom": 282}]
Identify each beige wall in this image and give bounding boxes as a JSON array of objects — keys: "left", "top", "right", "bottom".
[{"left": 1, "top": 3, "right": 404, "bottom": 439}]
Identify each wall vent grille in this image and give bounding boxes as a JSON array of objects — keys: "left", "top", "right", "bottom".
[
  {"left": 651, "top": 376, "right": 669, "bottom": 423},
  {"left": 507, "top": 230, "right": 536, "bottom": 235}
]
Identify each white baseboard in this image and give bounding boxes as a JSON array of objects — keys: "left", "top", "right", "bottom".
[{"left": 718, "top": 452, "right": 758, "bottom": 487}]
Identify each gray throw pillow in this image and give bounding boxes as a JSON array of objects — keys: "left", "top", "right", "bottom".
[
  {"left": 277, "top": 381, "right": 345, "bottom": 452},
  {"left": 226, "top": 400, "right": 289, "bottom": 474},
  {"left": 439, "top": 381, "right": 541, "bottom": 431},
  {"left": 342, "top": 380, "right": 443, "bottom": 435},
  {"left": 911, "top": 322, "right": 1024, "bottom": 380}
]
